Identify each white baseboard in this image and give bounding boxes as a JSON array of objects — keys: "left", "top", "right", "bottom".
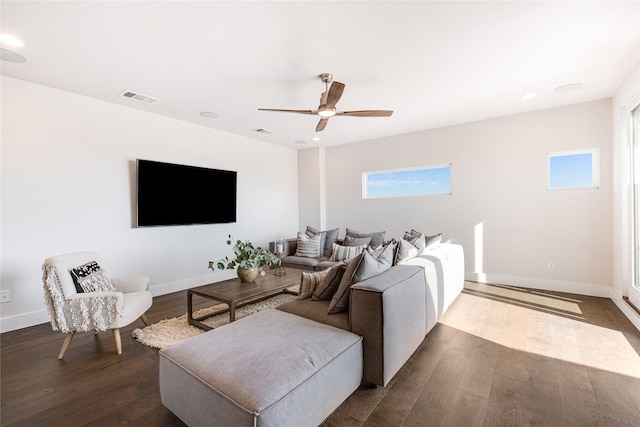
[
  {"left": 609, "top": 290, "right": 640, "bottom": 332},
  {"left": 464, "top": 272, "right": 611, "bottom": 297},
  {"left": 3, "top": 272, "right": 635, "bottom": 333},
  {"left": 0, "top": 309, "right": 50, "bottom": 333},
  {"left": 0, "top": 272, "right": 237, "bottom": 333}
]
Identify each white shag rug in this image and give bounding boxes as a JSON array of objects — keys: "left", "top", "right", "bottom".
[{"left": 132, "top": 293, "right": 297, "bottom": 350}]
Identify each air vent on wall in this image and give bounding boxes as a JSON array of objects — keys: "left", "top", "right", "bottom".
[
  {"left": 254, "top": 128, "right": 275, "bottom": 135},
  {"left": 119, "top": 90, "right": 161, "bottom": 104}
]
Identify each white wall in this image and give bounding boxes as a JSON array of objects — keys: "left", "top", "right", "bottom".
[
  {"left": 316, "top": 99, "right": 613, "bottom": 296},
  {"left": 297, "top": 148, "right": 321, "bottom": 230},
  {"left": 0, "top": 76, "right": 299, "bottom": 332}
]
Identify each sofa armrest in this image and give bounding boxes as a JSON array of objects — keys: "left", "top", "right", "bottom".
[
  {"left": 350, "top": 265, "right": 427, "bottom": 386},
  {"left": 110, "top": 275, "right": 150, "bottom": 293},
  {"left": 62, "top": 292, "right": 124, "bottom": 332},
  {"left": 269, "top": 238, "right": 298, "bottom": 256}
]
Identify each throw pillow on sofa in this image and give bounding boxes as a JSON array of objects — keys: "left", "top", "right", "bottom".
[
  {"left": 351, "top": 241, "right": 396, "bottom": 285},
  {"left": 311, "top": 263, "right": 346, "bottom": 301},
  {"left": 295, "top": 231, "right": 321, "bottom": 258},
  {"left": 329, "top": 243, "right": 366, "bottom": 262},
  {"left": 343, "top": 235, "right": 372, "bottom": 247},
  {"left": 424, "top": 232, "right": 442, "bottom": 249},
  {"left": 407, "top": 229, "right": 442, "bottom": 251},
  {"left": 326, "top": 254, "right": 364, "bottom": 314},
  {"left": 402, "top": 231, "right": 426, "bottom": 253},
  {"left": 327, "top": 241, "right": 397, "bottom": 314},
  {"left": 298, "top": 269, "right": 331, "bottom": 300},
  {"left": 396, "top": 234, "right": 425, "bottom": 264},
  {"left": 345, "top": 228, "right": 386, "bottom": 247},
  {"left": 306, "top": 226, "right": 340, "bottom": 257}
]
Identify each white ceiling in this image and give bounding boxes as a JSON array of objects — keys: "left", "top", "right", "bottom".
[{"left": 1, "top": 1, "right": 638, "bottom": 149}]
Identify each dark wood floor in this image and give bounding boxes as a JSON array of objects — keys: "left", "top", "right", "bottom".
[{"left": 2, "top": 282, "right": 639, "bottom": 426}]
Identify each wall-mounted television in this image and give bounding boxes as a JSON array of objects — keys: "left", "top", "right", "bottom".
[{"left": 136, "top": 159, "right": 237, "bottom": 227}]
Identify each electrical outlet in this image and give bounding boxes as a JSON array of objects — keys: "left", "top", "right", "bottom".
[
  {"left": 547, "top": 261, "right": 555, "bottom": 271},
  {"left": 0, "top": 290, "right": 10, "bottom": 303}
]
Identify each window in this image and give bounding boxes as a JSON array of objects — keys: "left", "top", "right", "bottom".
[
  {"left": 547, "top": 149, "right": 599, "bottom": 190},
  {"left": 363, "top": 164, "right": 452, "bottom": 199}
]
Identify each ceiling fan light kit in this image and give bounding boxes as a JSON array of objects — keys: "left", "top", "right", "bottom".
[{"left": 258, "top": 73, "right": 393, "bottom": 132}]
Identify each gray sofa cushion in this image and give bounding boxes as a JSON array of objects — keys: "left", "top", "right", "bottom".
[
  {"left": 344, "top": 235, "right": 372, "bottom": 247},
  {"left": 277, "top": 299, "right": 350, "bottom": 331},
  {"left": 159, "top": 309, "right": 363, "bottom": 427},
  {"left": 281, "top": 255, "right": 326, "bottom": 269},
  {"left": 346, "top": 228, "right": 386, "bottom": 247},
  {"left": 315, "top": 259, "right": 342, "bottom": 270}
]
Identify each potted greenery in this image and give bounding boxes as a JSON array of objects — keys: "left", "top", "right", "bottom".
[{"left": 208, "top": 235, "right": 281, "bottom": 282}]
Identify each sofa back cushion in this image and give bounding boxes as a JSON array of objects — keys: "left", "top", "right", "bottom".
[{"left": 346, "top": 228, "right": 386, "bottom": 247}]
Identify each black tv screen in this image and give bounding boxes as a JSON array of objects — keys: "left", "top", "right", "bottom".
[{"left": 136, "top": 159, "right": 237, "bottom": 227}]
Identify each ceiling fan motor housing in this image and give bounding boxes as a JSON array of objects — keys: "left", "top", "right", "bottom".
[{"left": 257, "top": 73, "right": 393, "bottom": 132}]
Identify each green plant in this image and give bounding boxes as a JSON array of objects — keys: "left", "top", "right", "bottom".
[{"left": 208, "top": 235, "right": 280, "bottom": 274}]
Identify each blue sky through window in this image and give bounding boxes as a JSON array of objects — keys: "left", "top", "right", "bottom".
[
  {"left": 549, "top": 152, "right": 595, "bottom": 189},
  {"left": 365, "top": 165, "right": 451, "bottom": 198}
]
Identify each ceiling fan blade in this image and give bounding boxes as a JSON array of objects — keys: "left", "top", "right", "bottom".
[
  {"left": 316, "top": 118, "right": 329, "bottom": 132},
  {"left": 339, "top": 110, "right": 394, "bottom": 117},
  {"left": 325, "top": 82, "right": 345, "bottom": 109},
  {"left": 258, "top": 108, "right": 315, "bottom": 115}
]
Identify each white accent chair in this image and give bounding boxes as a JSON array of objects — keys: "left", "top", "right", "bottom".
[{"left": 42, "top": 251, "right": 153, "bottom": 359}]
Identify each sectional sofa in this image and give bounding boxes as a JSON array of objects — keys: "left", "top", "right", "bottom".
[{"left": 159, "top": 228, "right": 465, "bottom": 426}]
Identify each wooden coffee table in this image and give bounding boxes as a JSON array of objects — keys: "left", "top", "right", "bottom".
[{"left": 187, "top": 267, "right": 304, "bottom": 331}]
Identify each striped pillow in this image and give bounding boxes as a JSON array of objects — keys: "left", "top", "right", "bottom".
[
  {"left": 294, "top": 232, "right": 321, "bottom": 258},
  {"left": 311, "top": 263, "right": 346, "bottom": 301},
  {"left": 297, "top": 269, "right": 331, "bottom": 300},
  {"left": 329, "top": 243, "right": 365, "bottom": 262}
]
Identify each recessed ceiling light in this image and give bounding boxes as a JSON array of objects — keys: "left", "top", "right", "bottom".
[
  {"left": 200, "top": 111, "right": 220, "bottom": 119},
  {"left": 521, "top": 93, "right": 537, "bottom": 100},
  {"left": 0, "top": 34, "right": 24, "bottom": 47},
  {"left": 0, "top": 48, "right": 26, "bottom": 63},
  {"left": 554, "top": 83, "right": 583, "bottom": 94},
  {"left": 311, "top": 137, "right": 320, "bottom": 142},
  {"left": 294, "top": 140, "right": 308, "bottom": 145}
]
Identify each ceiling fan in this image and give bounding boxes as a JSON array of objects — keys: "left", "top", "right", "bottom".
[{"left": 258, "top": 73, "right": 393, "bottom": 132}]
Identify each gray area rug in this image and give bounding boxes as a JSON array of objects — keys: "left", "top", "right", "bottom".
[{"left": 132, "top": 293, "right": 296, "bottom": 350}]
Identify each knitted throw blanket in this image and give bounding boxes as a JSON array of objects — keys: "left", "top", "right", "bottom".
[{"left": 42, "top": 261, "right": 122, "bottom": 333}]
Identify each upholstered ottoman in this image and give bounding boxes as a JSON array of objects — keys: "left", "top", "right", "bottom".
[{"left": 159, "top": 309, "right": 363, "bottom": 427}]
